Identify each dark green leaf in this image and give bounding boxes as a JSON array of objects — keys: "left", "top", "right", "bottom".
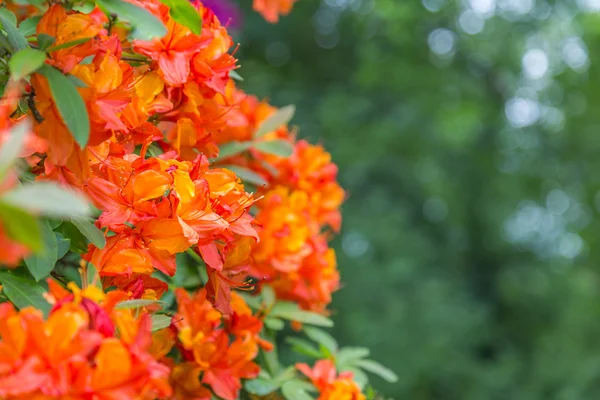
[
  {"left": 46, "top": 37, "right": 92, "bottom": 52},
  {"left": 71, "top": 217, "right": 106, "bottom": 249},
  {"left": 244, "top": 378, "right": 279, "bottom": 396},
  {"left": 355, "top": 359, "right": 398, "bottom": 383},
  {"left": 0, "top": 270, "right": 51, "bottom": 316},
  {"left": 254, "top": 105, "right": 295, "bottom": 138},
  {"left": 2, "top": 182, "right": 90, "bottom": 218},
  {"left": 36, "top": 33, "right": 55, "bottom": 51},
  {"left": 0, "top": 9, "right": 28, "bottom": 51},
  {"left": 38, "top": 65, "right": 90, "bottom": 147},
  {"left": 55, "top": 232, "right": 70, "bottom": 259},
  {"left": 24, "top": 220, "right": 58, "bottom": 281},
  {"left": 18, "top": 16, "right": 41, "bottom": 37},
  {"left": 96, "top": 0, "right": 167, "bottom": 40},
  {"left": 151, "top": 314, "right": 172, "bottom": 331},
  {"left": 160, "top": 0, "right": 202, "bottom": 34},
  {"left": 281, "top": 380, "right": 316, "bottom": 400},
  {"left": 0, "top": 202, "right": 41, "bottom": 252},
  {"left": 253, "top": 139, "right": 294, "bottom": 157},
  {"left": 56, "top": 221, "right": 88, "bottom": 253},
  {"left": 221, "top": 165, "right": 267, "bottom": 187},
  {"left": 303, "top": 327, "right": 338, "bottom": 354}
]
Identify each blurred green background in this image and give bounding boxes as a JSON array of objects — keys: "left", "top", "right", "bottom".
[{"left": 233, "top": 0, "right": 600, "bottom": 398}]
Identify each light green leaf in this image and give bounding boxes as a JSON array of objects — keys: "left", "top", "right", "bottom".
[
  {"left": 345, "top": 367, "right": 369, "bottom": 390},
  {"left": 230, "top": 70, "right": 244, "bottom": 81},
  {"left": 160, "top": 0, "right": 202, "bottom": 34},
  {"left": 221, "top": 165, "right": 268, "bottom": 187},
  {"left": 46, "top": 37, "right": 92, "bottom": 52},
  {"left": 270, "top": 302, "right": 334, "bottom": 327},
  {"left": 286, "top": 337, "right": 323, "bottom": 359},
  {"left": 216, "top": 141, "right": 252, "bottom": 159},
  {"left": 244, "top": 378, "right": 279, "bottom": 396},
  {"left": 281, "top": 380, "right": 316, "bottom": 400},
  {"left": 9, "top": 48, "right": 46, "bottom": 80},
  {"left": 115, "top": 299, "right": 163, "bottom": 309},
  {"left": 96, "top": 0, "right": 167, "bottom": 40},
  {"left": 303, "top": 326, "right": 338, "bottom": 354},
  {"left": 151, "top": 314, "right": 172, "bottom": 331},
  {"left": 0, "top": 121, "right": 29, "bottom": 180},
  {"left": 36, "top": 33, "right": 55, "bottom": 51},
  {"left": 254, "top": 105, "right": 295, "bottom": 138},
  {"left": 0, "top": 270, "right": 51, "bottom": 316},
  {"left": 264, "top": 317, "right": 285, "bottom": 330},
  {"left": 18, "top": 16, "right": 41, "bottom": 37},
  {"left": 24, "top": 220, "right": 58, "bottom": 281},
  {"left": 335, "top": 347, "right": 370, "bottom": 368},
  {"left": 0, "top": 202, "right": 41, "bottom": 252},
  {"left": 38, "top": 65, "right": 90, "bottom": 147},
  {"left": 262, "top": 284, "right": 276, "bottom": 308},
  {"left": 0, "top": 9, "right": 28, "bottom": 51},
  {"left": 253, "top": 139, "right": 294, "bottom": 157},
  {"left": 71, "top": 217, "right": 106, "bottom": 249},
  {"left": 355, "top": 359, "right": 398, "bottom": 383},
  {"left": 2, "top": 182, "right": 90, "bottom": 218}
]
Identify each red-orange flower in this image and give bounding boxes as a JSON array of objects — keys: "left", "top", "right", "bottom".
[
  {"left": 297, "top": 359, "right": 365, "bottom": 400},
  {"left": 253, "top": 0, "right": 298, "bottom": 23}
]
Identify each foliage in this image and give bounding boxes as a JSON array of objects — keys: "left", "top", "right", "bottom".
[{"left": 0, "top": 0, "right": 392, "bottom": 399}]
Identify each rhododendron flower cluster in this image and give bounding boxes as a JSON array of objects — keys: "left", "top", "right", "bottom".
[{"left": 0, "top": 0, "right": 396, "bottom": 398}]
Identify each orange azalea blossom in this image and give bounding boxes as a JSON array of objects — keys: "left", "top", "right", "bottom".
[
  {"left": 170, "top": 288, "right": 269, "bottom": 400},
  {"left": 253, "top": 0, "right": 298, "bottom": 23},
  {"left": 296, "top": 360, "right": 365, "bottom": 400},
  {"left": 0, "top": 290, "right": 171, "bottom": 399}
]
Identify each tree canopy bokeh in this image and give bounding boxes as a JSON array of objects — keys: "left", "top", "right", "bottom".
[{"left": 236, "top": 0, "right": 600, "bottom": 398}]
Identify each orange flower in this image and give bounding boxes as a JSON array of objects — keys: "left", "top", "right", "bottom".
[
  {"left": 170, "top": 288, "right": 268, "bottom": 399},
  {"left": 253, "top": 0, "right": 298, "bottom": 23},
  {"left": 297, "top": 360, "right": 365, "bottom": 400},
  {"left": 0, "top": 297, "right": 171, "bottom": 399}
]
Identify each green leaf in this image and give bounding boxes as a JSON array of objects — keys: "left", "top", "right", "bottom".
[
  {"left": 67, "top": 75, "right": 88, "bottom": 88},
  {"left": 270, "top": 302, "right": 334, "bottom": 327},
  {"left": 56, "top": 221, "right": 88, "bottom": 253},
  {"left": 303, "top": 326, "right": 338, "bottom": 354},
  {"left": 0, "top": 270, "right": 51, "bottom": 316},
  {"left": 216, "top": 141, "right": 252, "bottom": 159},
  {"left": 221, "top": 165, "right": 267, "bottom": 187},
  {"left": 244, "top": 378, "right": 279, "bottom": 396},
  {"left": 0, "top": 9, "right": 28, "bottom": 51},
  {"left": 115, "top": 299, "right": 163, "bottom": 309},
  {"left": 262, "top": 284, "right": 276, "bottom": 308},
  {"left": 160, "top": 0, "right": 202, "bottom": 34},
  {"left": 24, "top": 220, "right": 58, "bottom": 281},
  {"left": 253, "top": 139, "right": 294, "bottom": 157},
  {"left": 36, "top": 33, "right": 55, "bottom": 51},
  {"left": 0, "top": 202, "right": 41, "bottom": 252},
  {"left": 229, "top": 70, "right": 244, "bottom": 81},
  {"left": 344, "top": 367, "right": 369, "bottom": 390},
  {"left": 96, "top": 0, "right": 167, "bottom": 40},
  {"left": 38, "top": 65, "right": 90, "bottom": 147},
  {"left": 46, "top": 37, "right": 92, "bottom": 52},
  {"left": 9, "top": 48, "right": 46, "bottom": 80},
  {"left": 254, "top": 105, "right": 295, "bottom": 138},
  {"left": 71, "top": 217, "right": 106, "bottom": 249},
  {"left": 87, "top": 263, "right": 102, "bottom": 289},
  {"left": 281, "top": 380, "right": 316, "bottom": 400},
  {"left": 264, "top": 317, "right": 285, "bottom": 330},
  {"left": 1, "top": 182, "right": 90, "bottom": 218},
  {"left": 335, "top": 347, "right": 370, "bottom": 368},
  {"left": 286, "top": 337, "right": 323, "bottom": 359},
  {"left": 55, "top": 232, "right": 70, "bottom": 259},
  {"left": 354, "top": 359, "right": 398, "bottom": 383},
  {"left": 0, "top": 121, "right": 29, "bottom": 180},
  {"left": 151, "top": 314, "right": 172, "bottom": 331},
  {"left": 18, "top": 16, "right": 41, "bottom": 37}
]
